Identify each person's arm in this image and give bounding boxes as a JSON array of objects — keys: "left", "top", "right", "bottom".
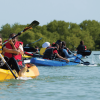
[
  {"left": 3, "top": 47, "right": 20, "bottom": 55},
  {"left": 56, "top": 53, "right": 69, "bottom": 62},
  {"left": 63, "top": 49, "right": 76, "bottom": 58},
  {"left": 53, "top": 49, "right": 69, "bottom": 62}
]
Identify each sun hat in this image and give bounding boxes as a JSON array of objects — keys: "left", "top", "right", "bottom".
[{"left": 42, "top": 42, "right": 50, "bottom": 48}]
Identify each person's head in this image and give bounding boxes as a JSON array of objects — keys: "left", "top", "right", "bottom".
[
  {"left": 55, "top": 40, "right": 61, "bottom": 50},
  {"left": 62, "top": 41, "right": 66, "bottom": 47},
  {"left": 59, "top": 42, "right": 62, "bottom": 49},
  {"left": 80, "top": 41, "right": 84, "bottom": 45},
  {"left": 55, "top": 43, "right": 59, "bottom": 50},
  {"left": 9, "top": 33, "right": 18, "bottom": 44},
  {"left": 55, "top": 40, "right": 61, "bottom": 45},
  {"left": 0, "top": 35, "right": 2, "bottom": 46}
]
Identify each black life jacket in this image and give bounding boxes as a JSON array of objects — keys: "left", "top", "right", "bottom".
[
  {"left": 77, "top": 45, "right": 86, "bottom": 54},
  {"left": 43, "top": 47, "right": 57, "bottom": 60}
]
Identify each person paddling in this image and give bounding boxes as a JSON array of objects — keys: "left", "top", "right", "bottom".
[
  {"left": 61, "top": 41, "right": 77, "bottom": 58},
  {"left": 0, "top": 35, "right": 21, "bottom": 75},
  {"left": 4, "top": 33, "right": 27, "bottom": 77},
  {"left": 43, "top": 40, "right": 69, "bottom": 62}
]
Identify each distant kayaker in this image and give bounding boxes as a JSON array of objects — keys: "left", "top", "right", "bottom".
[
  {"left": 43, "top": 40, "right": 69, "bottom": 62},
  {"left": 40, "top": 42, "right": 50, "bottom": 55},
  {"left": 76, "top": 40, "right": 87, "bottom": 54},
  {"left": 60, "top": 41, "right": 77, "bottom": 58}
]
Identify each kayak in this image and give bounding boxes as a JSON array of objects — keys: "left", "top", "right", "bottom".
[
  {"left": 77, "top": 50, "right": 91, "bottom": 56},
  {"left": 0, "top": 63, "right": 39, "bottom": 81},
  {"left": 22, "top": 54, "right": 32, "bottom": 59},
  {"left": 30, "top": 54, "right": 82, "bottom": 66}
]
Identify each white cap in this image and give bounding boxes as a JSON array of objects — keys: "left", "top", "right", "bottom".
[{"left": 42, "top": 42, "right": 50, "bottom": 48}]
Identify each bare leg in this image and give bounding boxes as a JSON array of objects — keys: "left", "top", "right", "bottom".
[{"left": 18, "top": 65, "right": 27, "bottom": 77}]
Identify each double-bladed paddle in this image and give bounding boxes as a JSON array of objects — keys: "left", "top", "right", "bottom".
[{"left": 3, "top": 20, "right": 39, "bottom": 46}]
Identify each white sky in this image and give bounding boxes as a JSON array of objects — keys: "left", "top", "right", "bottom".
[{"left": 0, "top": 0, "right": 100, "bottom": 29}]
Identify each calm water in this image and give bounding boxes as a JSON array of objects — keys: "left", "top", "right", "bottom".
[{"left": 0, "top": 51, "right": 100, "bottom": 100}]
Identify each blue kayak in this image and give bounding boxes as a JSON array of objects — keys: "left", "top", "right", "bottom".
[{"left": 30, "top": 54, "right": 82, "bottom": 66}]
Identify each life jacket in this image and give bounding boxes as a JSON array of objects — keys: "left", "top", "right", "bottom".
[
  {"left": 43, "top": 47, "right": 57, "bottom": 60},
  {"left": 77, "top": 45, "right": 86, "bottom": 54},
  {"left": 40, "top": 48, "right": 46, "bottom": 55},
  {"left": 4, "top": 40, "right": 23, "bottom": 66}
]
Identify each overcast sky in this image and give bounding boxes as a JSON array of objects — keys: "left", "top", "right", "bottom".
[{"left": 0, "top": 0, "right": 100, "bottom": 29}]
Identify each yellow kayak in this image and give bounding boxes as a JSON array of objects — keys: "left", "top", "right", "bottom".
[
  {"left": 0, "top": 63, "right": 39, "bottom": 81},
  {"left": 22, "top": 54, "right": 32, "bottom": 59}
]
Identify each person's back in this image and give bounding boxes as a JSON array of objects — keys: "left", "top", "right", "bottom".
[
  {"left": 76, "top": 41, "right": 87, "bottom": 54},
  {"left": 43, "top": 47, "right": 55, "bottom": 60}
]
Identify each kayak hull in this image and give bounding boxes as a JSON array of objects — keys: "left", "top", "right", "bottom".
[
  {"left": 0, "top": 64, "right": 39, "bottom": 81},
  {"left": 30, "top": 54, "right": 82, "bottom": 66}
]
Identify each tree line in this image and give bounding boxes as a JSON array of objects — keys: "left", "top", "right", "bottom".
[{"left": 0, "top": 20, "right": 100, "bottom": 50}]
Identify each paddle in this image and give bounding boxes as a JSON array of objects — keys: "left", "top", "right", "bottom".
[
  {"left": 2, "top": 20, "right": 39, "bottom": 46},
  {"left": 76, "top": 57, "right": 90, "bottom": 65},
  {"left": 69, "top": 42, "right": 77, "bottom": 49},
  {"left": 0, "top": 54, "right": 17, "bottom": 79},
  {"left": 67, "top": 49, "right": 90, "bottom": 65},
  {"left": 25, "top": 37, "right": 42, "bottom": 47}
]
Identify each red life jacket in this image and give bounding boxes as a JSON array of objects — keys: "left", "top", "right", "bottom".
[{"left": 4, "top": 40, "right": 23, "bottom": 66}]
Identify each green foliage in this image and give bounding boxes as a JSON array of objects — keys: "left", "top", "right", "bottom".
[{"left": 0, "top": 20, "right": 100, "bottom": 50}]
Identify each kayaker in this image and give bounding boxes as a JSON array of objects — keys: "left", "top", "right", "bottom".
[
  {"left": 76, "top": 40, "right": 87, "bottom": 54},
  {"left": 43, "top": 40, "right": 69, "bottom": 62},
  {"left": 4, "top": 33, "right": 27, "bottom": 77},
  {"left": 0, "top": 35, "right": 21, "bottom": 75},
  {"left": 40, "top": 42, "right": 50, "bottom": 55},
  {"left": 60, "top": 41, "right": 77, "bottom": 58}
]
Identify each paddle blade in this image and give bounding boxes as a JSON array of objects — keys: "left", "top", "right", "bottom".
[
  {"left": 84, "top": 61, "right": 90, "bottom": 65},
  {"left": 23, "top": 20, "right": 39, "bottom": 32},
  {"left": 29, "top": 20, "right": 39, "bottom": 28}
]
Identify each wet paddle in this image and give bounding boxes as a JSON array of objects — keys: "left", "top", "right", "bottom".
[
  {"left": 68, "top": 49, "right": 90, "bottom": 65},
  {"left": 3, "top": 20, "right": 39, "bottom": 46},
  {"left": 76, "top": 57, "right": 90, "bottom": 65}
]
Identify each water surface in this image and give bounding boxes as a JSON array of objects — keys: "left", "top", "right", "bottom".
[{"left": 0, "top": 51, "right": 100, "bottom": 100}]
